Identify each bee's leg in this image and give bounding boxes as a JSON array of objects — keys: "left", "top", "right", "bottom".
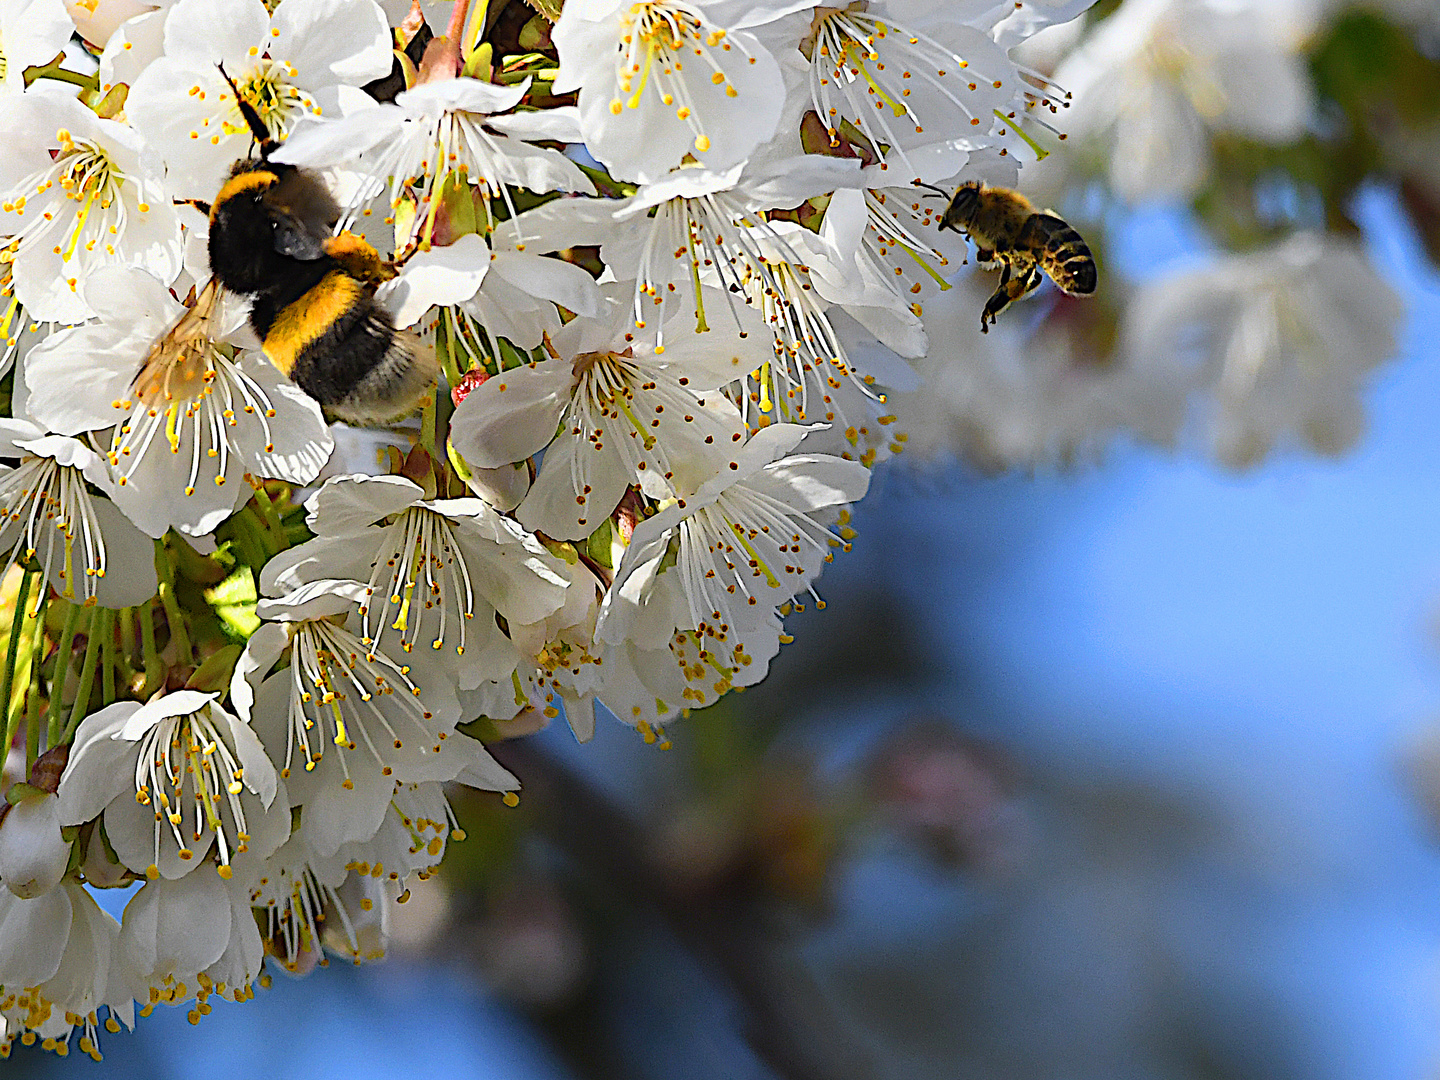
[
  {"left": 981, "top": 258, "right": 1045, "bottom": 332},
  {"left": 980, "top": 261, "right": 1013, "bottom": 333},
  {"left": 322, "top": 233, "right": 396, "bottom": 283},
  {"left": 1015, "top": 262, "right": 1044, "bottom": 301},
  {"left": 975, "top": 247, "right": 1001, "bottom": 270},
  {"left": 981, "top": 284, "right": 1011, "bottom": 333}
]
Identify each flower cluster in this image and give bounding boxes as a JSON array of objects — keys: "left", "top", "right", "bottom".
[{"left": 0, "top": 0, "right": 1100, "bottom": 1057}]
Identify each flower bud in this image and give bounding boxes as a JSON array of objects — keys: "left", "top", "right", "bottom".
[{"left": 0, "top": 790, "right": 70, "bottom": 899}]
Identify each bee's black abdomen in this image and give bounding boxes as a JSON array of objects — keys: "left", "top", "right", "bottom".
[
  {"left": 287, "top": 298, "right": 394, "bottom": 408},
  {"left": 1023, "top": 213, "right": 1098, "bottom": 297}
]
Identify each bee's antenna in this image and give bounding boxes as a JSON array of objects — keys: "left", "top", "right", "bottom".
[
  {"left": 910, "top": 181, "right": 951, "bottom": 201},
  {"left": 217, "top": 62, "right": 277, "bottom": 159}
]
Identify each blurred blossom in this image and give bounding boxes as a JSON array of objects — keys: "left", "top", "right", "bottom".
[
  {"left": 889, "top": 274, "right": 1180, "bottom": 470},
  {"left": 1121, "top": 232, "right": 1403, "bottom": 468},
  {"left": 868, "top": 726, "right": 1024, "bottom": 873},
  {"left": 1055, "top": 0, "right": 1318, "bottom": 201}
]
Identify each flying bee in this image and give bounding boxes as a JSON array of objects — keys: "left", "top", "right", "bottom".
[
  {"left": 189, "top": 64, "right": 437, "bottom": 426},
  {"left": 921, "top": 180, "right": 1097, "bottom": 334}
]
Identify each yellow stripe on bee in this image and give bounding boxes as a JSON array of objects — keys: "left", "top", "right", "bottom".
[
  {"left": 209, "top": 170, "right": 277, "bottom": 223},
  {"left": 263, "top": 271, "right": 364, "bottom": 376}
]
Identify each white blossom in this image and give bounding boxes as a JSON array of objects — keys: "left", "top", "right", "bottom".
[
  {"left": 0, "top": 882, "right": 134, "bottom": 1061},
  {"left": 600, "top": 421, "right": 867, "bottom": 634},
  {"left": 0, "top": 0, "right": 76, "bottom": 96},
  {"left": 56, "top": 691, "right": 289, "bottom": 882},
  {"left": 0, "top": 88, "right": 182, "bottom": 324},
  {"left": 260, "top": 474, "right": 571, "bottom": 689},
  {"left": 232, "top": 578, "right": 515, "bottom": 856},
  {"left": 24, "top": 268, "right": 334, "bottom": 538},
  {"left": 553, "top": 0, "right": 801, "bottom": 182},
  {"left": 1055, "top": 0, "right": 1316, "bottom": 201},
  {"left": 0, "top": 418, "right": 157, "bottom": 608},
  {"left": 450, "top": 285, "right": 766, "bottom": 540},
  {"left": 0, "top": 793, "right": 69, "bottom": 900},
  {"left": 125, "top": 0, "right": 394, "bottom": 199},
  {"left": 119, "top": 869, "right": 264, "bottom": 1015},
  {"left": 274, "top": 75, "right": 594, "bottom": 248}
]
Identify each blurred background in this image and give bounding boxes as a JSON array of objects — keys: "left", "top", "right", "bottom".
[{"left": 13, "top": 0, "right": 1440, "bottom": 1076}]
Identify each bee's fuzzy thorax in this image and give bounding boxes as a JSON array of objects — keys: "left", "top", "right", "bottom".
[{"left": 206, "top": 144, "right": 435, "bottom": 425}]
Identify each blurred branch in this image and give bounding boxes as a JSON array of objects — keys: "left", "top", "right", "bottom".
[{"left": 491, "top": 739, "right": 846, "bottom": 1080}]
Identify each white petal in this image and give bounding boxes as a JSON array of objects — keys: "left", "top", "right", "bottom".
[
  {"left": 82, "top": 497, "right": 161, "bottom": 610},
  {"left": 254, "top": 578, "right": 367, "bottom": 622},
  {"left": 447, "top": 361, "right": 571, "bottom": 468},
  {"left": 0, "top": 417, "right": 45, "bottom": 456},
  {"left": 41, "top": 884, "right": 117, "bottom": 1020},
  {"left": 448, "top": 736, "right": 520, "bottom": 791},
  {"left": 105, "top": 787, "right": 215, "bottom": 879},
  {"left": 747, "top": 453, "right": 872, "bottom": 512},
  {"left": 240, "top": 355, "right": 336, "bottom": 485},
  {"left": 397, "top": 76, "right": 529, "bottom": 115},
  {"left": 118, "top": 690, "right": 216, "bottom": 738},
  {"left": 99, "top": 9, "right": 168, "bottom": 93},
  {"left": 489, "top": 250, "right": 602, "bottom": 319},
  {"left": 486, "top": 105, "right": 585, "bottom": 143},
  {"left": 0, "top": 794, "right": 69, "bottom": 899},
  {"left": 108, "top": 431, "right": 250, "bottom": 539},
  {"left": 304, "top": 473, "right": 423, "bottom": 536},
  {"left": 56, "top": 701, "right": 142, "bottom": 826},
  {"left": 219, "top": 704, "right": 280, "bottom": 809},
  {"left": 229, "top": 621, "right": 290, "bottom": 722},
  {"left": 121, "top": 872, "right": 232, "bottom": 978},
  {"left": 257, "top": 533, "right": 375, "bottom": 596},
  {"left": 562, "top": 694, "right": 595, "bottom": 743},
  {"left": 24, "top": 323, "right": 147, "bottom": 436},
  {"left": 273, "top": 0, "right": 393, "bottom": 84},
  {"left": 378, "top": 234, "right": 490, "bottom": 329},
  {"left": 0, "top": 886, "right": 72, "bottom": 988},
  {"left": 516, "top": 434, "right": 630, "bottom": 541},
  {"left": 161, "top": 0, "right": 268, "bottom": 66},
  {"left": 268, "top": 104, "right": 401, "bottom": 168}
]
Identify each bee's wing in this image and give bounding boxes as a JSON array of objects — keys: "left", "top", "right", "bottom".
[{"left": 270, "top": 208, "right": 331, "bottom": 261}]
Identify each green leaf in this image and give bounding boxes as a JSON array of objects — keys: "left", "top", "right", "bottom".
[{"left": 186, "top": 643, "right": 243, "bottom": 695}]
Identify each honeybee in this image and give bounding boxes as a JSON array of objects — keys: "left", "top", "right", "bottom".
[
  {"left": 926, "top": 180, "right": 1097, "bottom": 333},
  {"left": 192, "top": 65, "right": 437, "bottom": 426}
]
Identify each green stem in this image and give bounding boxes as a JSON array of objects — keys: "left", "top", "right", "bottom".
[
  {"left": 251, "top": 485, "right": 289, "bottom": 551},
  {"left": 25, "top": 624, "right": 43, "bottom": 769},
  {"left": 22, "top": 63, "right": 100, "bottom": 92},
  {"left": 25, "top": 585, "right": 47, "bottom": 764},
  {"left": 65, "top": 608, "right": 106, "bottom": 742},
  {"left": 101, "top": 609, "right": 116, "bottom": 707},
  {"left": 116, "top": 605, "right": 136, "bottom": 687},
  {"left": 0, "top": 571, "right": 34, "bottom": 755},
  {"left": 436, "top": 311, "right": 465, "bottom": 389},
  {"left": 421, "top": 393, "right": 440, "bottom": 461},
  {"left": 139, "top": 598, "right": 162, "bottom": 699},
  {"left": 48, "top": 601, "right": 79, "bottom": 745},
  {"left": 155, "top": 540, "right": 193, "bottom": 663}
]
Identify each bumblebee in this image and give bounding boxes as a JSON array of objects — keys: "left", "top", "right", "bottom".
[
  {"left": 929, "top": 180, "right": 1097, "bottom": 333},
  {"left": 195, "top": 66, "right": 436, "bottom": 426}
]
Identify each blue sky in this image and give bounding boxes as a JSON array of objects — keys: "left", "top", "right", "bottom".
[{"left": 788, "top": 186, "right": 1440, "bottom": 1079}]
